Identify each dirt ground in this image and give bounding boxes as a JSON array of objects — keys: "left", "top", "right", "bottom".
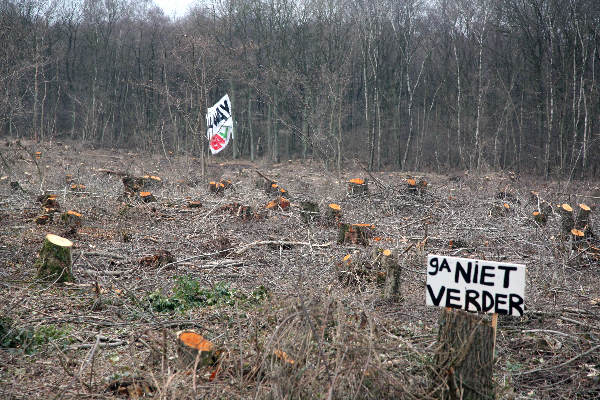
[{"left": 1, "top": 139, "right": 599, "bottom": 399}]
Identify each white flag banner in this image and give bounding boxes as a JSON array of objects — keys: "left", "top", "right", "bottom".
[{"left": 206, "top": 94, "right": 234, "bottom": 155}]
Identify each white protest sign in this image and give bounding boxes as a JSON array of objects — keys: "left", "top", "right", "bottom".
[
  {"left": 426, "top": 255, "right": 526, "bottom": 316},
  {"left": 206, "top": 94, "right": 234, "bottom": 154}
]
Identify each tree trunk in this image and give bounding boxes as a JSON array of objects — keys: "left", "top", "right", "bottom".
[
  {"left": 382, "top": 249, "right": 401, "bottom": 300},
  {"left": 433, "top": 308, "right": 495, "bottom": 400},
  {"left": 35, "top": 234, "right": 74, "bottom": 283}
]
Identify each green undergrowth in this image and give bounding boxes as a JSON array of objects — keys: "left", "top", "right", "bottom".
[
  {"left": 147, "top": 276, "right": 269, "bottom": 313},
  {"left": 0, "top": 316, "right": 71, "bottom": 354}
]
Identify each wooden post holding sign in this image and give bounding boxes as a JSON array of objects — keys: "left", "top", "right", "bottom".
[{"left": 426, "top": 254, "right": 526, "bottom": 400}]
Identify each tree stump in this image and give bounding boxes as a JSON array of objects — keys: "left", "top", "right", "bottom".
[
  {"left": 122, "top": 175, "right": 161, "bottom": 196},
  {"left": 139, "top": 191, "right": 156, "bottom": 203},
  {"left": 347, "top": 178, "right": 368, "bottom": 196},
  {"left": 209, "top": 181, "right": 225, "bottom": 194},
  {"left": 61, "top": 210, "right": 82, "bottom": 227},
  {"left": 558, "top": 203, "right": 574, "bottom": 240},
  {"left": 406, "top": 178, "right": 428, "bottom": 195},
  {"left": 433, "top": 308, "right": 495, "bottom": 400},
  {"left": 299, "top": 201, "right": 319, "bottom": 223},
  {"left": 532, "top": 211, "right": 547, "bottom": 226},
  {"left": 38, "top": 194, "right": 60, "bottom": 212},
  {"left": 122, "top": 176, "right": 146, "bottom": 195},
  {"left": 219, "top": 178, "right": 233, "bottom": 189},
  {"left": 266, "top": 197, "right": 290, "bottom": 211},
  {"left": 176, "top": 330, "right": 216, "bottom": 369},
  {"left": 382, "top": 249, "right": 401, "bottom": 300},
  {"left": 326, "top": 203, "right": 342, "bottom": 224},
  {"left": 338, "top": 223, "right": 374, "bottom": 245},
  {"left": 575, "top": 203, "right": 593, "bottom": 238},
  {"left": 267, "top": 182, "right": 289, "bottom": 198},
  {"left": 336, "top": 251, "right": 373, "bottom": 287},
  {"left": 35, "top": 234, "right": 74, "bottom": 283}
]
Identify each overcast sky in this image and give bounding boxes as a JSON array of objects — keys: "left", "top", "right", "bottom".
[{"left": 154, "top": 0, "right": 196, "bottom": 18}]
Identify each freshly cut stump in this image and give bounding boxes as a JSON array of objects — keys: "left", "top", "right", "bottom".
[
  {"left": 61, "top": 210, "right": 82, "bottom": 227},
  {"left": 176, "top": 330, "right": 215, "bottom": 369},
  {"left": 209, "top": 181, "right": 225, "bottom": 194},
  {"left": 266, "top": 197, "right": 290, "bottom": 211},
  {"left": 575, "top": 204, "right": 593, "bottom": 238},
  {"left": 347, "top": 178, "right": 368, "bottom": 196},
  {"left": 558, "top": 203, "right": 574, "bottom": 240},
  {"left": 35, "top": 234, "right": 74, "bottom": 283},
  {"left": 268, "top": 183, "right": 288, "bottom": 197},
  {"left": 139, "top": 191, "right": 156, "bottom": 203},
  {"left": 433, "top": 308, "right": 495, "bottom": 400},
  {"left": 325, "top": 203, "right": 342, "bottom": 225}
]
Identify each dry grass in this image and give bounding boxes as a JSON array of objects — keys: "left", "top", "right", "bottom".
[{"left": 0, "top": 139, "right": 599, "bottom": 399}]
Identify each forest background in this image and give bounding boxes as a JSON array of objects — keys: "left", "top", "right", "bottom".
[{"left": 1, "top": 0, "right": 599, "bottom": 177}]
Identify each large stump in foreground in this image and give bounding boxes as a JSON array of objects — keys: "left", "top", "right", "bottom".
[
  {"left": 35, "top": 234, "right": 74, "bottom": 283},
  {"left": 433, "top": 308, "right": 495, "bottom": 400}
]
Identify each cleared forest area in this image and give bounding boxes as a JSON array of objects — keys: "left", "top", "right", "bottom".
[{"left": 0, "top": 140, "right": 599, "bottom": 399}]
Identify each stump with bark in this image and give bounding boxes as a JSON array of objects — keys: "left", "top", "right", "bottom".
[
  {"left": 35, "top": 234, "right": 74, "bottom": 283},
  {"left": 37, "top": 194, "right": 60, "bottom": 213},
  {"left": 575, "top": 203, "right": 593, "bottom": 238},
  {"left": 209, "top": 181, "right": 225, "bottom": 194},
  {"left": 219, "top": 178, "right": 233, "bottom": 189},
  {"left": 122, "top": 175, "right": 161, "bottom": 196},
  {"left": 268, "top": 182, "right": 289, "bottom": 198},
  {"left": 347, "top": 178, "right": 368, "bottom": 196},
  {"left": 433, "top": 308, "right": 495, "bottom": 400},
  {"left": 338, "top": 223, "right": 374, "bottom": 245},
  {"left": 336, "top": 251, "right": 372, "bottom": 287},
  {"left": 532, "top": 211, "right": 547, "bottom": 226},
  {"left": 381, "top": 249, "right": 401, "bottom": 300},
  {"left": 139, "top": 191, "right": 156, "bottom": 203},
  {"left": 558, "top": 203, "right": 574, "bottom": 240},
  {"left": 61, "top": 210, "right": 82, "bottom": 229},
  {"left": 176, "top": 330, "right": 216, "bottom": 369},
  {"left": 325, "top": 203, "right": 342, "bottom": 225},
  {"left": 122, "top": 176, "right": 146, "bottom": 195},
  {"left": 266, "top": 196, "right": 290, "bottom": 211}
]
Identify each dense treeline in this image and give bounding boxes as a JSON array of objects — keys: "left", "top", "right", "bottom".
[{"left": 1, "top": 0, "right": 599, "bottom": 176}]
